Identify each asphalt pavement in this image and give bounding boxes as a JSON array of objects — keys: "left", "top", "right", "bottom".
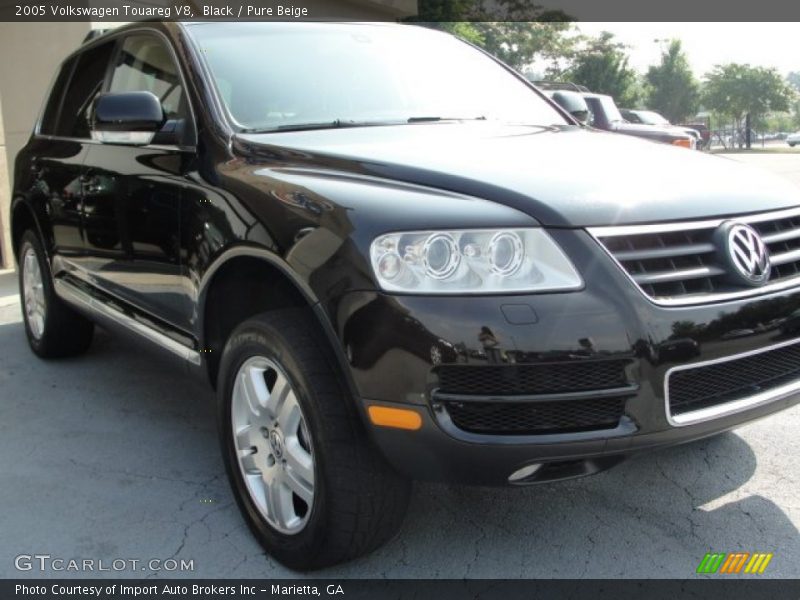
[{"left": 0, "top": 152, "right": 799, "bottom": 579}]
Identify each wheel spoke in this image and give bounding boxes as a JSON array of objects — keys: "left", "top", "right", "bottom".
[
  {"left": 239, "top": 447, "right": 259, "bottom": 472},
  {"left": 267, "top": 476, "right": 293, "bottom": 530},
  {"left": 284, "top": 437, "right": 314, "bottom": 490},
  {"left": 235, "top": 424, "right": 255, "bottom": 451},
  {"left": 245, "top": 472, "right": 267, "bottom": 507},
  {"left": 241, "top": 366, "right": 268, "bottom": 417},
  {"left": 277, "top": 390, "right": 301, "bottom": 432},
  {"left": 264, "top": 372, "right": 290, "bottom": 421},
  {"left": 284, "top": 465, "right": 314, "bottom": 506}
]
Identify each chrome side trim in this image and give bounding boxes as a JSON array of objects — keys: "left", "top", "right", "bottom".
[
  {"left": 664, "top": 336, "right": 800, "bottom": 426},
  {"left": 587, "top": 206, "right": 800, "bottom": 307},
  {"left": 55, "top": 278, "right": 201, "bottom": 366}
]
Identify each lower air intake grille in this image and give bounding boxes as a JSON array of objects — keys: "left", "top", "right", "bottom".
[
  {"left": 435, "top": 361, "right": 630, "bottom": 396},
  {"left": 668, "top": 341, "right": 800, "bottom": 416},
  {"left": 444, "top": 397, "right": 626, "bottom": 435}
]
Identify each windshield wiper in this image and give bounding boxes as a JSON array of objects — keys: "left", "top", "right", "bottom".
[
  {"left": 240, "top": 116, "right": 488, "bottom": 134},
  {"left": 407, "top": 116, "right": 487, "bottom": 123},
  {"left": 241, "top": 118, "right": 406, "bottom": 134}
]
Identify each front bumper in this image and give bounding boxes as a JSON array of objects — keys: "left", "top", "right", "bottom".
[{"left": 326, "top": 229, "right": 800, "bottom": 485}]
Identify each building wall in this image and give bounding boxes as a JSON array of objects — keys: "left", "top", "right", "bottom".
[{"left": 0, "top": 22, "right": 90, "bottom": 267}]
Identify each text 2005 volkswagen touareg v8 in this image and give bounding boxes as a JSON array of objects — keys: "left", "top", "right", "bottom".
[{"left": 11, "top": 22, "right": 800, "bottom": 569}]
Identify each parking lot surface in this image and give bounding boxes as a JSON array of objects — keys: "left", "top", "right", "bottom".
[{"left": 1, "top": 153, "right": 799, "bottom": 579}]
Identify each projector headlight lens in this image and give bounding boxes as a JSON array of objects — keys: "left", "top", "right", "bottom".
[{"left": 369, "top": 228, "right": 582, "bottom": 293}]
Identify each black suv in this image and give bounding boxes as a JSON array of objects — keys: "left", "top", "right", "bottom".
[{"left": 11, "top": 22, "right": 800, "bottom": 570}]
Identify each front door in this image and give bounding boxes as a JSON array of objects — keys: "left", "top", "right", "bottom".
[{"left": 80, "top": 33, "right": 196, "bottom": 332}]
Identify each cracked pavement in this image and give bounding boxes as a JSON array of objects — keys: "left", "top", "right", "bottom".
[{"left": 1, "top": 154, "right": 798, "bottom": 580}]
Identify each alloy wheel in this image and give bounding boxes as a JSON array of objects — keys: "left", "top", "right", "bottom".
[
  {"left": 231, "top": 356, "right": 315, "bottom": 535},
  {"left": 22, "top": 246, "right": 46, "bottom": 340}
]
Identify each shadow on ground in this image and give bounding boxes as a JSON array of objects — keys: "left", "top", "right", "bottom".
[{"left": 0, "top": 317, "right": 797, "bottom": 579}]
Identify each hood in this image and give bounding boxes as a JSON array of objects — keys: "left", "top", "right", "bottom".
[{"left": 236, "top": 123, "right": 800, "bottom": 227}]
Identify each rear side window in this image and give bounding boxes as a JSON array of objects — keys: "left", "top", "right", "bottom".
[
  {"left": 109, "top": 35, "right": 187, "bottom": 120},
  {"left": 39, "top": 56, "right": 77, "bottom": 135},
  {"left": 56, "top": 41, "right": 114, "bottom": 139}
]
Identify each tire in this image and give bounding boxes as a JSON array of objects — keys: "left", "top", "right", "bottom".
[
  {"left": 790, "top": 143, "right": 796, "bottom": 147},
  {"left": 18, "top": 230, "right": 94, "bottom": 358},
  {"left": 217, "top": 309, "right": 411, "bottom": 570}
]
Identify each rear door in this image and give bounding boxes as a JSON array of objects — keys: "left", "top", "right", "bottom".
[
  {"left": 80, "top": 32, "right": 196, "bottom": 331},
  {"left": 26, "top": 42, "right": 114, "bottom": 270}
]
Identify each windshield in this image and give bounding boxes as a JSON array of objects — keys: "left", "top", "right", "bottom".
[
  {"left": 187, "top": 23, "right": 567, "bottom": 133},
  {"left": 637, "top": 111, "right": 670, "bottom": 125}
]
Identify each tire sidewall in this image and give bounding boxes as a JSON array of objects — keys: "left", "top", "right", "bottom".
[{"left": 217, "top": 324, "right": 332, "bottom": 567}]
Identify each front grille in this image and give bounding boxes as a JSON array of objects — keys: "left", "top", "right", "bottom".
[
  {"left": 444, "top": 397, "right": 626, "bottom": 435},
  {"left": 667, "top": 340, "right": 800, "bottom": 416},
  {"left": 591, "top": 208, "right": 800, "bottom": 304},
  {"left": 435, "top": 360, "right": 630, "bottom": 396}
]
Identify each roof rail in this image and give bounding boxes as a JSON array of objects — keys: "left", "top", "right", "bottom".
[
  {"left": 83, "top": 29, "right": 111, "bottom": 44},
  {"left": 532, "top": 81, "right": 591, "bottom": 93}
]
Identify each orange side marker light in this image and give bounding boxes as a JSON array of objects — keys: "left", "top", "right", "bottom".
[{"left": 368, "top": 406, "right": 422, "bottom": 431}]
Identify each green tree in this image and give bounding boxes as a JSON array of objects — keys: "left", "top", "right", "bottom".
[
  {"left": 411, "top": 3, "right": 576, "bottom": 72},
  {"left": 786, "top": 71, "right": 800, "bottom": 91},
  {"left": 703, "top": 64, "right": 795, "bottom": 142},
  {"left": 645, "top": 40, "right": 700, "bottom": 122},
  {"left": 474, "top": 22, "right": 576, "bottom": 71},
  {"left": 567, "top": 32, "right": 640, "bottom": 106}
]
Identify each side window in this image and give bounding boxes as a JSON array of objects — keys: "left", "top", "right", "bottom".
[
  {"left": 39, "top": 56, "right": 77, "bottom": 135},
  {"left": 56, "top": 41, "right": 114, "bottom": 138},
  {"left": 109, "top": 35, "right": 187, "bottom": 121}
]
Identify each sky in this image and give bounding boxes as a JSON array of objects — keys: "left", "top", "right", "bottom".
[{"left": 574, "top": 23, "right": 800, "bottom": 78}]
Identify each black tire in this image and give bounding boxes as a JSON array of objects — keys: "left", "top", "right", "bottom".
[
  {"left": 18, "top": 230, "right": 94, "bottom": 358},
  {"left": 217, "top": 309, "right": 411, "bottom": 570}
]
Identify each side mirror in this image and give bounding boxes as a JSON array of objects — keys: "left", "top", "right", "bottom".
[
  {"left": 551, "top": 91, "right": 590, "bottom": 125},
  {"left": 91, "top": 91, "right": 164, "bottom": 145}
]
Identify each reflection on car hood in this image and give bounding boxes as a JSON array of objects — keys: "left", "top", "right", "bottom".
[{"left": 237, "top": 123, "right": 800, "bottom": 227}]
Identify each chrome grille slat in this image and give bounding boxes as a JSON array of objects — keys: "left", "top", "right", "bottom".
[
  {"left": 770, "top": 248, "right": 800, "bottom": 266},
  {"left": 763, "top": 229, "right": 800, "bottom": 244},
  {"left": 589, "top": 207, "right": 800, "bottom": 306},
  {"left": 614, "top": 243, "right": 715, "bottom": 261},
  {"left": 631, "top": 265, "right": 725, "bottom": 285}
]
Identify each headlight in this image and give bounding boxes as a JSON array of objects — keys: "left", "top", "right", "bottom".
[{"left": 369, "top": 229, "right": 582, "bottom": 293}]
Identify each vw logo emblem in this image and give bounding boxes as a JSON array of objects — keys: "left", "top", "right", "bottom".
[
  {"left": 719, "top": 222, "right": 771, "bottom": 286},
  {"left": 269, "top": 430, "right": 284, "bottom": 459}
]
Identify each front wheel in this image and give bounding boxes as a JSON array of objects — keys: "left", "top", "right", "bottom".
[{"left": 217, "top": 309, "right": 411, "bottom": 570}]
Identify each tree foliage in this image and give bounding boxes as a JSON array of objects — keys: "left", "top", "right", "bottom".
[
  {"left": 567, "top": 32, "right": 640, "bottom": 106},
  {"left": 474, "top": 22, "right": 575, "bottom": 71},
  {"left": 645, "top": 40, "right": 700, "bottom": 122},
  {"left": 412, "top": 2, "right": 575, "bottom": 72},
  {"left": 703, "top": 64, "right": 795, "bottom": 127}
]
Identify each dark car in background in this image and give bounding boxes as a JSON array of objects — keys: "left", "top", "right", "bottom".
[
  {"left": 11, "top": 22, "right": 800, "bottom": 570},
  {"left": 620, "top": 108, "right": 702, "bottom": 147}
]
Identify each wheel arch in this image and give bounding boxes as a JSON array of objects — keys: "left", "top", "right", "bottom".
[
  {"left": 197, "top": 246, "right": 357, "bottom": 398},
  {"left": 10, "top": 198, "right": 48, "bottom": 263}
]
